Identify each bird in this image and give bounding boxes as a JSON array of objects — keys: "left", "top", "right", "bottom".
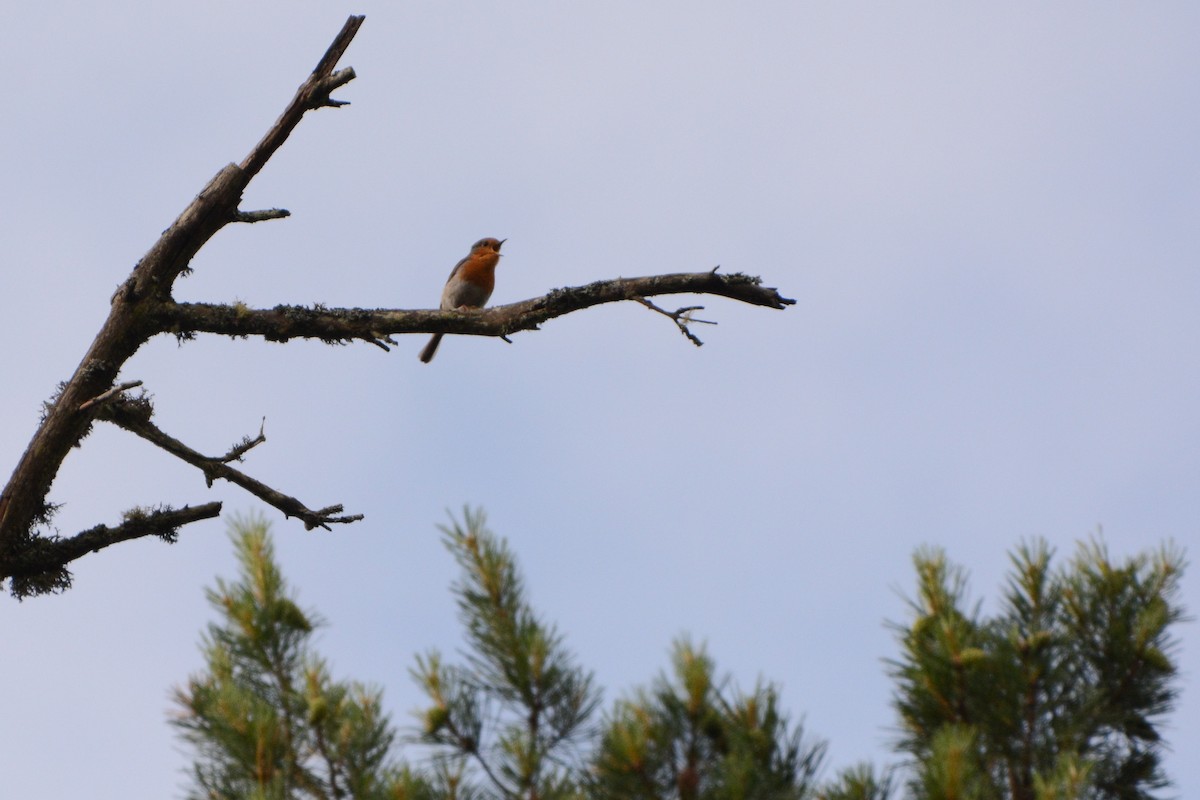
[{"left": 419, "top": 237, "right": 506, "bottom": 363}]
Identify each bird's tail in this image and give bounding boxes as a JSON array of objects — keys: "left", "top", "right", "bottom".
[{"left": 419, "top": 333, "right": 444, "bottom": 363}]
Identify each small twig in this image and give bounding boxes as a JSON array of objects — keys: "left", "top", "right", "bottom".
[
  {"left": 367, "top": 332, "right": 395, "bottom": 352},
  {"left": 78, "top": 380, "right": 144, "bottom": 412},
  {"left": 632, "top": 297, "right": 717, "bottom": 347},
  {"left": 232, "top": 208, "right": 291, "bottom": 224},
  {"left": 219, "top": 418, "right": 267, "bottom": 464},
  {"left": 312, "top": 68, "right": 357, "bottom": 108}
]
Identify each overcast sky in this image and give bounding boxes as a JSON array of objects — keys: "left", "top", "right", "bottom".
[{"left": 3, "top": 3, "right": 1198, "bottom": 797}]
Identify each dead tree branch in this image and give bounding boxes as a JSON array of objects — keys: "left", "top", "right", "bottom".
[
  {"left": 98, "top": 397, "right": 360, "bottom": 532},
  {"left": 149, "top": 271, "right": 793, "bottom": 345},
  {"left": 239, "top": 14, "right": 364, "bottom": 181},
  {"left": 6, "top": 502, "right": 223, "bottom": 598},
  {"left": 0, "top": 15, "right": 795, "bottom": 597},
  {"left": 0, "top": 16, "right": 366, "bottom": 596}
]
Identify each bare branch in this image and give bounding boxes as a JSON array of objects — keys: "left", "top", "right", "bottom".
[
  {"left": 6, "top": 502, "right": 222, "bottom": 599},
  {"left": 98, "top": 398, "right": 361, "bottom": 531},
  {"left": 239, "top": 15, "right": 364, "bottom": 180},
  {"left": 154, "top": 271, "right": 794, "bottom": 346}
]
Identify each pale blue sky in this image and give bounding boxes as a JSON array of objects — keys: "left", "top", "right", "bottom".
[{"left": 3, "top": 3, "right": 1198, "bottom": 797}]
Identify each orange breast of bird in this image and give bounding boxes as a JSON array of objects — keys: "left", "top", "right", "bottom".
[
  {"left": 459, "top": 253, "right": 497, "bottom": 295},
  {"left": 445, "top": 251, "right": 499, "bottom": 308}
]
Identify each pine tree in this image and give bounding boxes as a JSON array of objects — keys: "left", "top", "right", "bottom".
[
  {"left": 886, "top": 538, "right": 1185, "bottom": 800},
  {"left": 172, "top": 516, "right": 433, "bottom": 800},
  {"left": 589, "top": 638, "right": 825, "bottom": 800},
  {"left": 173, "top": 518, "right": 1186, "bottom": 800},
  {"left": 815, "top": 764, "right": 895, "bottom": 800},
  {"left": 409, "top": 508, "right": 601, "bottom": 800}
]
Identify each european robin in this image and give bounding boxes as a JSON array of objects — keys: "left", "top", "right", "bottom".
[{"left": 419, "top": 237, "right": 505, "bottom": 363}]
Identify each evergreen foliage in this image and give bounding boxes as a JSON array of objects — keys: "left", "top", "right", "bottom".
[
  {"left": 171, "top": 516, "right": 433, "bottom": 800},
  {"left": 589, "top": 638, "right": 825, "bottom": 800},
  {"left": 174, "top": 516, "right": 1185, "bottom": 800},
  {"left": 814, "top": 764, "right": 895, "bottom": 800},
  {"left": 887, "top": 539, "right": 1185, "bottom": 800},
  {"left": 409, "top": 508, "right": 600, "bottom": 799}
]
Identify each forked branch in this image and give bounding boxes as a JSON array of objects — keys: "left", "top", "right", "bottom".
[
  {"left": 98, "top": 396, "right": 360, "bottom": 532},
  {"left": 0, "top": 16, "right": 366, "bottom": 596}
]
